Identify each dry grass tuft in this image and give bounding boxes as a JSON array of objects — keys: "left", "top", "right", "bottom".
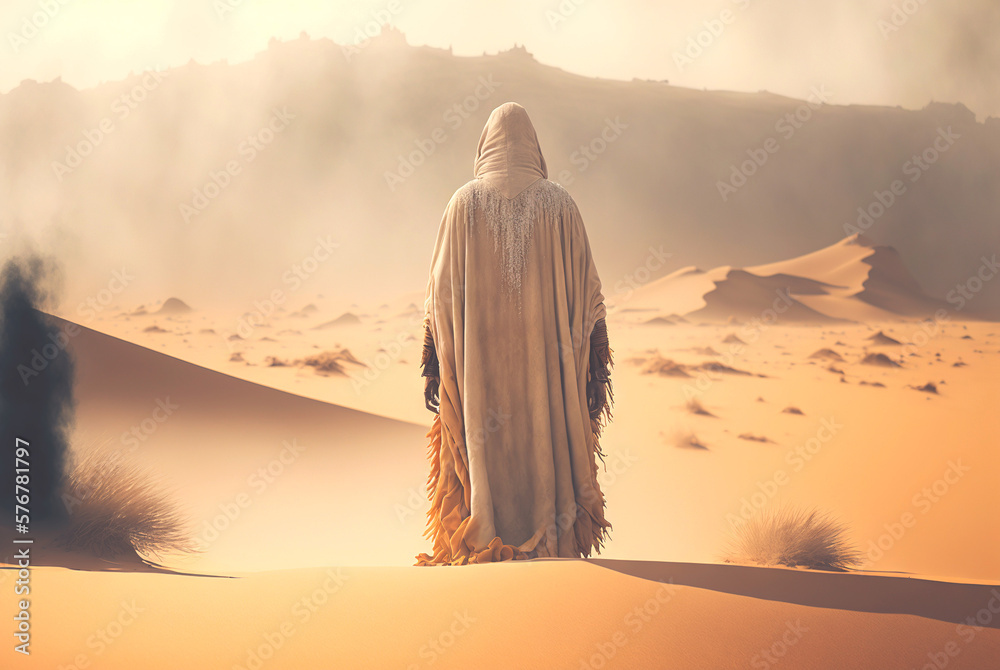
[
  {"left": 58, "top": 451, "right": 197, "bottom": 560},
  {"left": 723, "top": 507, "right": 862, "bottom": 571}
]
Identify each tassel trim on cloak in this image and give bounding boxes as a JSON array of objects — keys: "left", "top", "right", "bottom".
[{"left": 415, "top": 346, "right": 614, "bottom": 566}]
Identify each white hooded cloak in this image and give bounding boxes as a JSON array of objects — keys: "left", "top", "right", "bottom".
[{"left": 417, "top": 102, "right": 611, "bottom": 565}]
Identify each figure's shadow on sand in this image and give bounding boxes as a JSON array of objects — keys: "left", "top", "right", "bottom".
[{"left": 582, "top": 558, "right": 1000, "bottom": 630}]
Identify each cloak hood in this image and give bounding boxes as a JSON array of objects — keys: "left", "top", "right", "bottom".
[{"left": 474, "top": 102, "right": 548, "bottom": 199}]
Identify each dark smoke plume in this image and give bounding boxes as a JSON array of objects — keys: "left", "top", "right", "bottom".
[{"left": 0, "top": 256, "right": 74, "bottom": 525}]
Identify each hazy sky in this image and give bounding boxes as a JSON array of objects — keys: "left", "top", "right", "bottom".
[{"left": 1, "top": 0, "right": 997, "bottom": 117}]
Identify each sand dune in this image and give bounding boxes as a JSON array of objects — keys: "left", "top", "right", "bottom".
[
  {"left": 52, "top": 315, "right": 430, "bottom": 573},
  {"left": 2, "top": 559, "right": 997, "bottom": 669},
  {"left": 617, "top": 234, "right": 953, "bottom": 324}
]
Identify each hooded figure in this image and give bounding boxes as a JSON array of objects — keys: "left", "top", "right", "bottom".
[{"left": 417, "top": 102, "right": 613, "bottom": 565}]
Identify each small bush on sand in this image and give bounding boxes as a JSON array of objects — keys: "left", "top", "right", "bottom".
[
  {"left": 58, "top": 451, "right": 196, "bottom": 559},
  {"left": 723, "top": 507, "right": 861, "bottom": 571}
]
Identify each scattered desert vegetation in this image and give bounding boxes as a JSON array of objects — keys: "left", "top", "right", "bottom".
[
  {"left": 809, "top": 348, "right": 844, "bottom": 362},
  {"left": 867, "top": 331, "right": 901, "bottom": 346},
  {"left": 641, "top": 355, "right": 755, "bottom": 378},
  {"left": 58, "top": 451, "right": 196, "bottom": 560},
  {"left": 861, "top": 352, "right": 901, "bottom": 367},
  {"left": 674, "top": 432, "right": 709, "bottom": 450},
  {"left": 738, "top": 433, "right": 772, "bottom": 443},
  {"left": 299, "top": 348, "right": 365, "bottom": 376},
  {"left": 723, "top": 507, "right": 862, "bottom": 571},
  {"left": 685, "top": 398, "right": 715, "bottom": 417}
]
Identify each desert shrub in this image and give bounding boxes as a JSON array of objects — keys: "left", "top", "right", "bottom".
[
  {"left": 723, "top": 506, "right": 861, "bottom": 571},
  {"left": 58, "top": 451, "right": 196, "bottom": 559}
]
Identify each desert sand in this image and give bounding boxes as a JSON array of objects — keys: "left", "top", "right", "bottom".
[
  {"left": 1, "top": 232, "right": 997, "bottom": 668},
  {"left": 3, "top": 559, "right": 1000, "bottom": 669}
]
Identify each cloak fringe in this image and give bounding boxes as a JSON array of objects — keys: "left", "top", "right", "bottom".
[{"left": 415, "top": 345, "right": 614, "bottom": 566}]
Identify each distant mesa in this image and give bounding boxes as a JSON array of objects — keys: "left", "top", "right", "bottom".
[
  {"left": 313, "top": 312, "right": 362, "bottom": 329},
  {"left": 157, "top": 298, "right": 193, "bottom": 315},
  {"left": 867, "top": 331, "right": 902, "bottom": 346}
]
